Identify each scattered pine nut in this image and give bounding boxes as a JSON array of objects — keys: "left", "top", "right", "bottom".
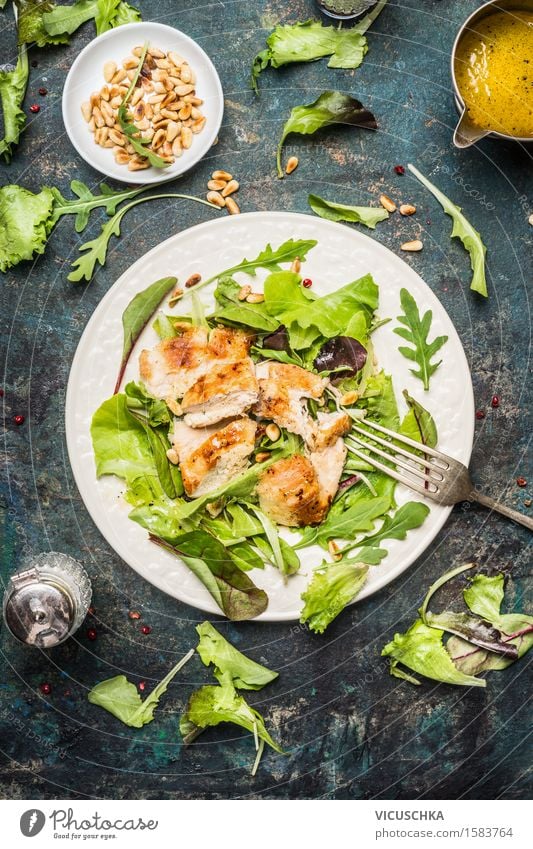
[
  {"left": 401, "top": 239, "right": 423, "bottom": 252},
  {"left": 255, "top": 451, "right": 271, "bottom": 463},
  {"left": 379, "top": 194, "right": 397, "bottom": 213},
  {"left": 246, "top": 292, "right": 265, "bottom": 303},
  {"left": 206, "top": 190, "right": 226, "bottom": 207},
  {"left": 103, "top": 61, "right": 117, "bottom": 83},
  {"left": 340, "top": 390, "right": 359, "bottom": 406},
  {"left": 225, "top": 196, "right": 240, "bottom": 215},
  {"left": 265, "top": 423, "right": 281, "bottom": 442},
  {"left": 291, "top": 257, "right": 301, "bottom": 273},
  {"left": 328, "top": 540, "right": 342, "bottom": 561},
  {"left": 285, "top": 156, "right": 299, "bottom": 175},
  {"left": 399, "top": 203, "right": 417, "bottom": 216},
  {"left": 166, "top": 448, "right": 179, "bottom": 464},
  {"left": 185, "top": 273, "right": 202, "bottom": 288},
  {"left": 207, "top": 179, "right": 227, "bottom": 191},
  {"left": 238, "top": 285, "right": 252, "bottom": 301},
  {"left": 212, "top": 170, "right": 232, "bottom": 181},
  {"left": 221, "top": 179, "right": 239, "bottom": 197}
]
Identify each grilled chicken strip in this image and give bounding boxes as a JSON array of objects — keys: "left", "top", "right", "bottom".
[
  {"left": 140, "top": 325, "right": 252, "bottom": 401},
  {"left": 181, "top": 358, "right": 258, "bottom": 428},
  {"left": 308, "top": 437, "right": 347, "bottom": 512},
  {"left": 254, "top": 362, "right": 327, "bottom": 445},
  {"left": 256, "top": 454, "right": 325, "bottom": 527},
  {"left": 171, "top": 416, "right": 256, "bottom": 497},
  {"left": 309, "top": 410, "right": 352, "bottom": 451}
]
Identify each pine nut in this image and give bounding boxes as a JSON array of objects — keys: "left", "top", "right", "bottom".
[
  {"left": 152, "top": 129, "right": 166, "bottom": 149},
  {"left": 133, "top": 101, "right": 145, "bottom": 120},
  {"left": 181, "top": 126, "right": 192, "bottom": 149},
  {"left": 178, "top": 104, "right": 192, "bottom": 120},
  {"left": 401, "top": 239, "right": 423, "bottom": 252},
  {"left": 161, "top": 92, "right": 177, "bottom": 107},
  {"left": 212, "top": 170, "right": 232, "bottom": 181},
  {"left": 379, "top": 194, "right": 397, "bottom": 213},
  {"left": 111, "top": 68, "right": 127, "bottom": 84},
  {"left": 122, "top": 57, "right": 138, "bottom": 70},
  {"left": 115, "top": 149, "right": 130, "bottom": 165},
  {"left": 128, "top": 156, "right": 150, "bottom": 171},
  {"left": 92, "top": 106, "right": 105, "bottom": 128},
  {"left": 180, "top": 64, "right": 192, "bottom": 83},
  {"left": 246, "top": 292, "right": 264, "bottom": 303},
  {"left": 161, "top": 108, "right": 179, "bottom": 120},
  {"left": 238, "top": 285, "right": 252, "bottom": 301},
  {"left": 100, "top": 86, "right": 110, "bottom": 102},
  {"left": 168, "top": 51, "right": 184, "bottom": 67},
  {"left": 255, "top": 451, "right": 271, "bottom": 463},
  {"left": 166, "top": 120, "right": 180, "bottom": 142},
  {"left": 90, "top": 92, "right": 100, "bottom": 109},
  {"left": 172, "top": 138, "right": 183, "bottom": 157},
  {"left": 207, "top": 179, "right": 227, "bottom": 191},
  {"left": 265, "top": 423, "right": 281, "bottom": 442},
  {"left": 148, "top": 93, "right": 165, "bottom": 104},
  {"left": 155, "top": 58, "right": 171, "bottom": 70},
  {"left": 340, "top": 390, "right": 359, "bottom": 406},
  {"left": 81, "top": 101, "right": 92, "bottom": 122},
  {"left": 87, "top": 117, "right": 95, "bottom": 132},
  {"left": 328, "top": 540, "right": 342, "bottom": 561},
  {"left": 221, "top": 179, "right": 239, "bottom": 197},
  {"left": 291, "top": 257, "right": 301, "bottom": 273},
  {"left": 225, "top": 197, "right": 240, "bottom": 215},
  {"left": 110, "top": 95, "right": 122, "bottom": 108},
  {"left": 148, "top": 46, "right": 165, "bottom": 58},
  {"left": 285, "top": 155, "right": 298, "bottom": 174},
  {"left": 132, "top": 46, "right": 144, "bottom": 57},
  {"left": 109, "top": 128, "right": 125, "bottom": 146},
  {"left": 153, "top": 81, "right": 166, "bottom": 94},
  {"left": 207, "top": 191, "right": 226, "bottom": 207},
  {"left": 191, "top": 117, "right": 206, "bottom": 134},
  {"left": 103, "top": 61, "right": 117, "bottom": 83},
  {"left": 185, "top": 273, "right": 202, "bottom": 288},
  {"left": 399, "top": 203, "right": 417, "bottom": 216},
  {"left": 136, "top": 118, "right": 150, "bottom": 131},
  {"left": 175, "top": 83, "right": 194, "bottom": 96}
]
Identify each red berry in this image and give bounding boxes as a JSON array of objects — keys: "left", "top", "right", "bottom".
[
  {"left": 38, "top": 87, "right": 48, "bottom": 96},
  {"left": 302, "top": 278, "right": 313, "bottom": 288},
  {"left": 0, "top": 388, "right": 4, "bottom": 396},
  {"left": 86, "top": 627, "right": 97, "bottom": 641},
  {"left": 140, "top": 625, "right": 152, "bottom": 635},
  {"left": 475, "top": 410, "right": 485, "bottom": 420},
  {"left": 39, "top": 682, "right": 51, "bottom": 695},
  {"left": 88, "top": 605, "right": 96, "bottom": 616},
  {"left": 13, "top": 414, "right": 25, "bottom": 425},
  {"left": 128, "top": 610, "right": 141, "bottom": 620},
  {"left": 29, "top": 104, "right": 40, "bottom": 114},
  {"left": 139, "top": 681, "right": 146, "bottom": 692},
  {"left": 491, "top": 395, "right": 500, "bottom": 408},
  {"left": 516, "top": 477, "right": 527, "bottom": 487},
  {"left": 394, "top": 165, "right": 405, "bottom": 175}
]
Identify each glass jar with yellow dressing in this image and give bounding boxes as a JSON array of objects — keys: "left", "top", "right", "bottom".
[{"left": 452, "top": 0, "right": 533, "bottom": 147}]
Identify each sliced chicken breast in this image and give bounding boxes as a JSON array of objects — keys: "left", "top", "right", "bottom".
[
  {"left": 309, "top": 410, "right": 352, "bottom": 451},
  {"left": 308, "top": 437, "right": 347, "bottom": 512},
  {"left": 208, "top": 326, "right": 252, "bottom": 361},
  {"left": 172, "top": 416, "right": 256, "bottom": 497},
  {"left": 139, "top": 324, "right": 209, "bottom": 400},
  {"left": 256, "top": 454, "right": 325, "bottom": 527},
  {"left": 181, "top": 358, "right": 258, "bottom": 428},
  {"left": 254, "top": 362, "right": 327, "bottom": 445}
]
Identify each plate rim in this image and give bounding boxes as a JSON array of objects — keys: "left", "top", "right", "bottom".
[
  {"left": 65, "top": 210, "right": 475, "bottom": 621},
  {"left": 61, "top": 21, "right": 224, "bottom": 186}
]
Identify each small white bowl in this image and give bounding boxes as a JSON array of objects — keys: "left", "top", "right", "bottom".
[{"left": 62, "top": 22, "right": 223, "bottom": 184}]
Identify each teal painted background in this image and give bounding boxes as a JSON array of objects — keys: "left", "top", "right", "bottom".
[{"left": 0, "top": 0, "right": 531, "bottom": 799}]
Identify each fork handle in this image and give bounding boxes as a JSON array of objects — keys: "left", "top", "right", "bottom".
[{"left": 470, "top": 490, "right": 533, "bottom": 532}]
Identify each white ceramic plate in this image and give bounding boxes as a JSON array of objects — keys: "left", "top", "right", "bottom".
[
  {"left": 66, "top": 212, "right": 474, "bottom": 621},
  {"left": 62, "top": 22, "right": 223, "bottom": 184}
]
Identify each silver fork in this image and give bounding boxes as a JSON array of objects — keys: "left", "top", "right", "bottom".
[{"left": 345, "top": 419, "right": 533, "bottom": 531}]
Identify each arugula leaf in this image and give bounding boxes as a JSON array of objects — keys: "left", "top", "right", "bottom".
[
  {"left": 150, "top": 531, "right": 268, "bottom": 621},
  {"left": 214, "top": 277, "right": 280, "bottom": 332},
  {"left": 68, "top": 192, "right": 217, "bottom": 283},
  {"left": 382, "top": 619, "right": 486, "bottom": 688},
  {"left": 310, "top": 494, "right": 391, "bottom": 546},
  {"left": 50, "top": 180, "right": 143, "bottom": 232},
  {"left": 300, "top": 561, "right": 368, "bottom": 633},
  {"left": 198, "top": 238, "right": 318, "bottom": 293},
  {"left": 16, "top": 0, "right": 69, "bottom": 46},
  {"left": 277, "top": 91, "right": 377, "bottom": 178},
  {"left": 251, "top": 2, "right": 389, "bottom": 92},
  {"left": 115, "top": 276, "right": 177, "bottom": 394},
  {"left": 42, "top": 0, "right": 140, "bottom": 37},
  {"left": 308, "top": 194, "right": 389, "bottom": 229},
  {"left": 91, "top": 394, "right": 158, "bottom": 483},
  {"left": 117, "top": 43, "right": 168, "bottom": 169},
  {"left": 88, "top": 648, "right": 194, "bottom": 727},
  {"left": 0, "top": 185, "right": 55, "bottom": 272},
  {"left": 0, "top": 44, "right": 29, "bottom": 163},
  {"left": 349, "top": 501, "right": 430, "bottom": 552},
  {"left": 399, "top": 389, "right": 437, "bottom": 447},
  {"left": 394, "top": 288, "right": 448, "bottom": 390},
  {"left": 408, "top": 163, "right": 488, "bottom": 297},
  {"left": 196, "top": 621, "right": 278, "bottom": 690},
  {"left": 181, "top": 678, "right": 284, "bottom": 753}
]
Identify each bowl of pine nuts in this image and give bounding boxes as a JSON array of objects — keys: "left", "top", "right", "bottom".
[{"left": 62, "top": 22, "right": 224, "bottom": 184}]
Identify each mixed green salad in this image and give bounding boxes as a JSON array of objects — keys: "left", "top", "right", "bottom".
[{"left": 91, "top": 237, "right": 440, "bottom": 632}]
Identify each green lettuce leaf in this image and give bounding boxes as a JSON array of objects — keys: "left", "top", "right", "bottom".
[
  {"left": 42, "top": 0, "right": 140, "bottom": 37},
  {"left": 16, "top": 0, "right": 70, "bottom": 46},
  {"left": 196, "top": 621, "right": 278, "bottom": 690},
  {"left": 0, "top": 185, "right": 55, "bottom": 272},
  {"left": 91, "top": 393, "right": 157, "bottom": 483},
  {"left": 150, "top": 531, "right": 268, "bottom": 621},
  {"left": 277, "top": 91, "right": 377, "bottom": 177},
  {"left": 0, "top": 45, "right": 29, "bottom": 163},
  {"left": 350, "top": 501, "right": 430, "bottom": 551},
  {"left": 408, "top": 163, "right": 488, "bottom": 297},
  {"left": 399, "top": 389, "right": 437, "bottom": 447},
  {"left": 88, "top": 648, "right": 194, "bottom": 727},
  {"left": 382, "top": 619, "right": 486, "bottom": 688},
  {"left": 300, "top": 561, "right": 368, "bottom": 633},
  {"left": 181, "top": 679, "right": 284, "bottom": 753},
  {"left": 214, "top": 277, "right": 280, "bottom": 332},
  {"left": 198, "top": 238, "right": 318, "bottom": 293},
  {"left": 394, "top": 288, "right": 448, "bottom": 391},
  {"left": 308, "top": 193, "right": 389, "bottom": 229}
]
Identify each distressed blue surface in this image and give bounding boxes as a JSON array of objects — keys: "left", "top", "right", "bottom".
[{"left": 0, "top": 0, "right": 531, "bottom": 799}]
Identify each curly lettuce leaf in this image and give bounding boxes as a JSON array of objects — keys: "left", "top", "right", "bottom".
[
  {"left": 16, "top": 0, "right": 70, "bottom": 46},
  {"left": 42, "top": 0, "right": 140, "bottom": 38},
  {"left": 0, "top": 45, "right": 29, "bottom": 163},
  {"left": 408, "top": 163, "right": 488, "bottom": 297},
  {"left": 196, "top": 621, "right": 278, "bottom": 690},
  {"left": 181, "top": 678, "right": 284, "bottom": 753},
  {"left": 300, "top": 561, "right": 368, "bottom": 633},
  {"left": 88, "top": 649, "right": 194, "bottom": 727},
  {"left": 90, "top": 393, "right": 157, "bottom": 483},
  {"left": 0, "top": 184, "right": 55, "bottom": 272},
  {"left": 394, "top": 288, "right": 448, "bottom": 391},
  {"left": 308, "top": 193, "right": 389, "bottom": 229},
  {"left": 277, "top": 91, "right": 377, "bottom": 177},
  {"left": 382, "top": 619, "right": 486, "bottom": 688}
]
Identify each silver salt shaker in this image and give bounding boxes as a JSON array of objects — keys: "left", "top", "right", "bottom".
[{"left": 3, "top": 552, "right": 92, "bottom": 648}]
